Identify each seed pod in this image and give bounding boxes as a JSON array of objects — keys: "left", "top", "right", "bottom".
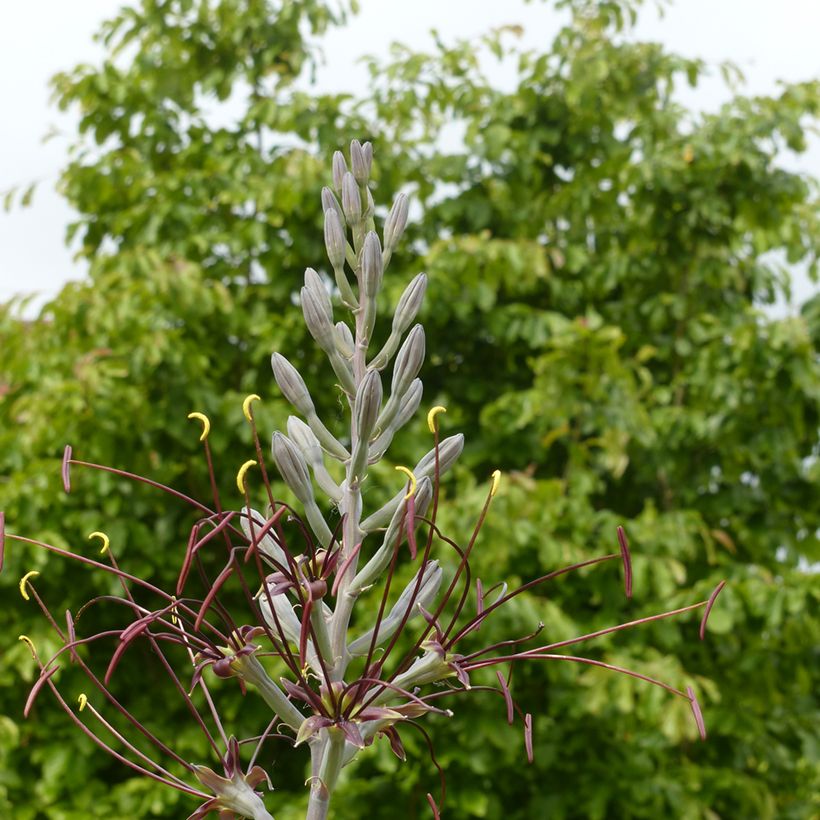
[
  {"left": 384, "top": 193, "right": 409, "bottom": 253},
  {"left": 271, "top": 353, "right": 314, "bottom": 416},
  {"left": 391, "top": 325, "right": 425, "bottom": 398},
  {"left": 341, "top": 172, "right": 361, "bottom": 224},
  {"left": 350, "top": 139, "right": 369, "bottom": 184},
  {"left": 349, "top": 561, "right": 442, "bottom": 655},
  {"left": 301, "top": 285, "right": 335, "bottom": 351},
  {"left": 332, "top": 151, "right": 347, "bottom": 193},
  {"left": 321, "top": 186, "right": 345, "bottom": 225},
  {"left": 324, "top": 208, "right": 346, "bottom": 271},
  {"left": 271, "top": 432, "right": 313, "bottom": 502},
  {"left": 304, "top": 268, "right": 332, "bottom": 323},
  {"left": 361, "top": 231, "right": 383, "bottom": 298}
]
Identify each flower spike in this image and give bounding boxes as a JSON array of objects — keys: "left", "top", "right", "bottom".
[
  {"left": 88, "top": 531, "right": 110, "bottom": 555},
  {"left": 19, "top": 570, "right": 40, "bottom": 601},
  {"left": 427, "top": 405, "right": 446, "bottom": 433},
  {"left": 242, "top": 394, "right": 261, "bottom": 422},
  {"left": 395, "top": 466, "right": 417, "bottom": 499},
  {"left": 187, "top": 412, "right": 211, "bottom": 442},
  {"left": 236, "top": 460, "right": 256, "bottom": 494}
]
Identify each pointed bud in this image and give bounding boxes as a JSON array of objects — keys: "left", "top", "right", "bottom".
[
  {"left": 304, "top": 267, "right": 332, "bottom": 323},
  {"left": 324, "top": 208, "right": 346, "bottom": 271},
  {"left": 393, "top": 273, "right": 427, "bottom": 334},
  {"left": 361, "top": 231, "right": 383, "bottom": 297},
  {"left": 335, "top": 321, "right": 354, "bottom": 358},
  {"left": 271, "top": 353, "right": 314, "bottom": 416},
  {"left": 271, "top": 432, "right": 313, "bottom": 501},
  {"left": 355, "top": 369, "right": 383, "bottom": 443},
  {"left": 341, "top": 172, "right": 361, "bottom": 224},
  {"left": 301, "top": 285, "right": 335, "bottom": 351},
  {"left": 239, "top": 508, "right": 287, "bottom": 566},
  {"left": 332, "top": 151, "right": 347, "bottom": 193},
  {"left": 350, "top": 139, "right": 369, "bottom": 184},
  {"left": 414, "top": 434, "right": 464, "bottom": 479},
  {"left": 362, "top": 142, "right": 373, "bottom": 175},
  {"left": 370, "top": 378, "right": 423, "bottom": 458},
  {"left": 321, "top": 186, "right": 344, "bottom": 224},
  {"left": 384, "top": 193, "right": 409, "bottom": 253},
  {"left": 392, "top": 325, "right": 425, "bottom": 398},
  {"left": 287, "top": 416, "right": 342, "bottom": 501}
]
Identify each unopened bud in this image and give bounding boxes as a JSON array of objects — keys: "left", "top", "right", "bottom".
[
  {"left": 355, "top": 369, "right": 383, "bottom": 442},
  {"left": 304, "top": 268, "right": 332, "bottom": 323},
  {"left": 350, "top": 139, "right": 369, "bottom": 184},
  {"left": 240, "top": 507, "right": 286, "bottom": 566},
  {"left": 287, "top": 416, "right": 342, "bottom": 502},
  {"left": 271, "top": 353, "right": 314, "bottom": 416},
  {"left": 271, "top": 432, "right": 313, "bottom": 502},
  {"left": 393, "top": 273, "right": 427, "bottom": 334},
  {"left": 384, "top": 193, "right": 409, "bottom": 253},
  {"left": 335, "top": 321, "right": 354, "bottom": 358},
  {"left": 361, "top": 231, "right": 383, "bottom": 297},
  {"left": 341, "top": 172, "right": 361, "bottom": 224},
  {"left": 415, "top": 434, "right": 464, "bottom": 479},
  {"left": 362, "top": 142, "right": 373, "bottom": 175},
  {"left": 301, "top": 285, "right": 335, "bottom": 351},
  {"left": 332, "top": 151, "right": 347, "bottom": 193},
  {"left": 321, "top": 187, "right": 344, "bottom": 224},
  {"left": 370, "top": 378, "right": 423, "bottom": 458},
  {"left": 324, "top": 208, "right": 346, "bottom": 271},
  {"left": 392, "top": 324, "right": 425, "bottom": 397}
]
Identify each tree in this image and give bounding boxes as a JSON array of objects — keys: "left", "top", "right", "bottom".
[{"left": 1, "top": 0, "right": 818, "bottom": 817}]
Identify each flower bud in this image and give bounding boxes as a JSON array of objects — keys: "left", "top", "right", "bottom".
[
  {"left": 271, "top": 353, "right": 314, "bottom": 416},
  {"left": 361, "top": 231, "right": 383, "bottom": 297},
  {"left": 391, "top": 324, "right": 425, "bottom": 398},
  {"left": 287, "top": 416, "right": 342, "bottom": 502},
  {"left": 341, "top": 172, "right": 361, "bottom": 224},
  {"left": 239, "top": 507, "right": 286, "bottom": 566},
  {"left": 392, "top": 273, "right": 427, "bottom": 334},
  {"left": 324, "top": 208, "right": 346, "bottom": 271},
  {"left": 414, "top": 433, "right": 464, "bottom": 479},
  {"left": 370, "top": 378, "right": 422, "bottom": 458},
  {"left": 321, "top": 186, "right": 344, "bottom": 225},
  {"left": 304, "top": 267, "right": 332, "bottom": 323},
  {"left": 301, "top": 285, "right": 335, "bottom": 351},
  {"left": 355, "top": 369, "right": 383, "bottom": 443},
  {"left": 362, "top": 142, "right": 373, "bottom": 175},
  {"left": 332, "top": 151, "right": 347, "bottom": 193},
  {"left": 384, "top": 192, "right": 409, "bottom": 253},
  {"left": 271, "top": 432, "right": 313, "bottom": 502},
  {"left": 350, "top": 139, "right": 369, "bottom": 184},
  {"left": 335, "top": 321, "right": 354, "bottom": 358}
]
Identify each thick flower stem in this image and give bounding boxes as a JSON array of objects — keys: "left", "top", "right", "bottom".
[{"left": 305, "top": 729, "right": 345, "bottom": 820}]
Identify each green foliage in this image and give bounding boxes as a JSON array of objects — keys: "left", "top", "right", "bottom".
[{"left": 1, "top": 0, "right": 818, "bottom": 817}]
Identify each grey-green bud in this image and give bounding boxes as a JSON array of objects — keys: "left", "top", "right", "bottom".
[
  {"left": 393, "top": 273, "right": 427, "bottom": 334},
  {"left": 321, "top": 187, "right": 344, "bottom": 224},
  {"left": 239, "top": 507, "right": 287, "bottom": 566},
  {"left": 384, "top": 193, "right": 409, "bottom": 253},
  {"left": 335, "top": 321, "right": 354, "bottom": 358},
  {"left": 271, "top": 432, "right": 313, "bottom": 502},
  {"left": 355, "top": 369, "right": 383, "bottom": 443},
  {"left": 350, "top": 139, "right": 369, "bottom": 184},
  {"left": 332, "top": 151, "right": 347, "bottom": 193},
  {"left": 301, "top": 285, "right": 335, "bottom": 351},
  {"left": 361, "top": 231, "right": 383, "bottom": 297},
  {"left": 392, "top": 324, "right": 425, "bottom": 398},
  {"left": 415, "top": 433, "right": 465, "bottom": 479},
  {"left": 341, "top": 172, "right": 361, "bottom": 224},
  {"left": 271, "top": 353, "right": 314, "bottom": 416},
  {"left": 304, "top": 267, "right": 332, "bottom": 323},
  {"left": 362, "top": 142, "right": 373, "bottom": 175},
  {"left": 287, "top": 416, "right": 342, "bottom": 502},
  {"left": 324, "top": 208, "right": 346, "bottom": 271}
]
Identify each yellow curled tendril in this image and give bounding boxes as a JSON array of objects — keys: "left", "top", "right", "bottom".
[
  {"left": 490, "top": 469, "right": 501, "bottom": 498},
  {"left": 18, "top": 635, "right": 36, "bottom": 657},
  {"left": 19, "top": 570, "right": 40, "bottom": 601},
  {"left": 88, "top": 531, "right": 110, "bottom": 555},
  {"left": 187, "top": 412, "right": 211, "bottom": 442},
  {"left": 395, "top": 465, "right": 417, "bottom": 499},
  {"left": 427, "top": 405, "right": 447, "bottom": 434},
  {"left": 77, "top": 693, "right": 88, "bottom": 712},
  {"left": 242, "top": 394, "right": 261, "bottom": 422},
  {"left": 236, "top": 459, "right": 256, "bottom": 494}
]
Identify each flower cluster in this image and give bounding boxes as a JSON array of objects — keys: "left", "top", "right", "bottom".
[{"left": 4, "top": 142, "right": 724, "bottom": 819}]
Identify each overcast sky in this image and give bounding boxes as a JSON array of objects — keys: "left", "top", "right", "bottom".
[{"left": 1, "top": 0, "right": 818, "bottom": 311}]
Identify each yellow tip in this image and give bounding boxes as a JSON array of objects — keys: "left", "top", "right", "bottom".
[
  {"left": 395, "top": 465, "right": 417, "bottom": 499},
  {"left": 19, "top": 570, "right": 40, "bottom": 601},
  {"left": 170, "top": 595, "right": 179, "bottom": 626},
  {"left": 427, "top": 405, "right": 447, "bottom": 434},
  {"left": 242, "top": 394, "right": 261, "bottom": 422},
  {"left": 490, "top": 469, "right": 501, "bottom": 497},
  {"left": 18, "top": 635, "right": 36, "bottom": 657},
  {"left": 88, "top": 531, "right": 110, "bottom": 555},
  {"left": 237, "top": 459, "right": 256, "bottom": 494},
  {"left": 78, "top": 693, "right": 88, "bottom": 712},
  {"left": 187, "top": 412, "right": 211, "bottom": 442}
]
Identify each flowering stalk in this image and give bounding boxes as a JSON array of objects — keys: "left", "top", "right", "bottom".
[{"left": 3, "top": 142, "right": 724, "bottom": 819}]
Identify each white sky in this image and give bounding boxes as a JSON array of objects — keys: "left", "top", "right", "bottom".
[{"left": 0, "top": 0, "right": 818, "bottom": 311}]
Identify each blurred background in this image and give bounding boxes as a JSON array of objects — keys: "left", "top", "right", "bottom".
[{"left": 1, "top": 0, "right": 818, "bottom": 817}]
